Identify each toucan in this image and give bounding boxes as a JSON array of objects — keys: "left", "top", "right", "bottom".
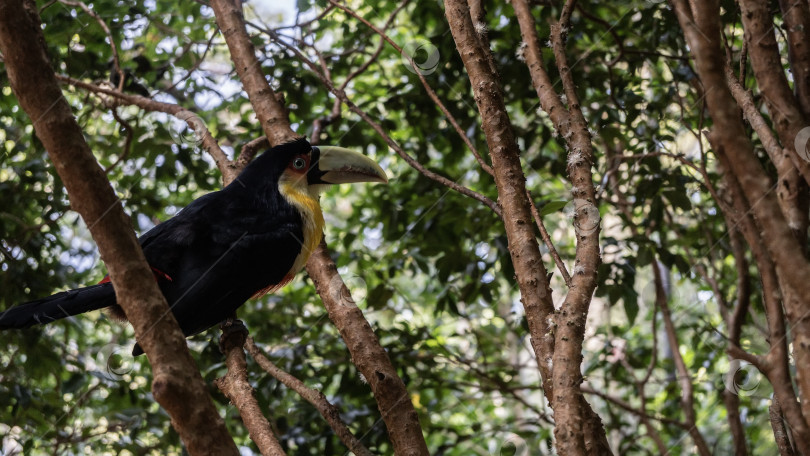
[{"left": 0, "top": 138, "right": 388, "bottom": 355}]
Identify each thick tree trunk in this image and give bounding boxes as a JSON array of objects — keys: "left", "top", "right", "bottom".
[
  {"left": 0, "top": 1, "right": 239, "bottom": 454},
  {"left": 444, "top": 1, "right": 611, "bottom": 454},
  {"left": 674, "top": 0, "right": 810, "bottom": 436}
]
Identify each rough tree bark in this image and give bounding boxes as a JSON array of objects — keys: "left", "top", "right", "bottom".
[
  {"left": 673, "top": 0, "right": 810, "bottom": 431},
  {"left": 210, "top": 0, "right": 298, "bottom": 146},
  {"left": 0, "top": 1, "right": 239, "bottom": 455},
  {"left": 778, "top": 0, "right": 810, "bottom": 120},
  {"left": 714, "top": 152, "right": 810, "bottom": 453},
  {"left": 445, "top": 0, "right": 556, "bottom": 394},
  {"left": 738, "top": 0, "right": 810, "bottom": 225},
  {"left": 215, "top": 328, "right": 286, "bottom": 456},
  {"left": 306, "top": 244, "right": 428, "bottom": 456},
  {"left": 445, "top": 1, "right": 610, "bottom": 454}
]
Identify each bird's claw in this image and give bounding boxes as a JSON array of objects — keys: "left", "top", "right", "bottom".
[{"left": 218, "top": 318, "right": 248, "bottom": 353}]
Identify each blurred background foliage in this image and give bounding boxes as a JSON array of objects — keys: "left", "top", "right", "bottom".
[{"left": 0, "top": 0, "right": 784, "bottom": 454}]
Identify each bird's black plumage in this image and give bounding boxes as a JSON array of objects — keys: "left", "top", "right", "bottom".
[{"left": 0, "top": 138, "right": 334, "bottom": 355}]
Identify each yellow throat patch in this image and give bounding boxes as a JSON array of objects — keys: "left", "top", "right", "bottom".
[{"left": 278, "top": 174, "right": 325, "bottom": 278}]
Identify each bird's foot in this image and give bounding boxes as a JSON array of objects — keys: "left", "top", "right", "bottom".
[{"left": 219, "top": 318, "right": 248, "bottom": 353}]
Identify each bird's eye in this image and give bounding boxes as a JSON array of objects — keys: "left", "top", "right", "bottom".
[{"left": 292, "top": 157, "right": 307, "bottom": 169}]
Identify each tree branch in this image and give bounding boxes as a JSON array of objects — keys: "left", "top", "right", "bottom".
[
  {"left": 444, "top": 0, "right": 555, "bottom": 394},
  {"left": 105, "top": 108, "right": 134, "bottom": 174},
  {"left": 776, "top": 0, "right": 810, "bottom": 120},
  {"left": 544, "top": 4, "right": 607, "bottom": 453},
  {"left": 215, "top": 325, "right": 286, "bottom": 456},
  {"left": 210, "top": 0, "right": 299, "bottom": 146},
  {"left": 445, "top": 2, "right": 611, "bottom": 455},
  {"left": 737, "top": 0, "right": 810, "bottom": 234},
  {"left": 581, "top": 385, "right": 688, "bottom": 430},
  {"left": 305, "top": 242, "right": 429, "bottom": 456},
  {"left": 652, "top": 260, "right": 711, "bottom": 456},
  {"left": 55, "top": 75, "right": 237, "bottom": 183},
  {"left": 511, "top": 0, "right": 572, "bottom": 139},
  {"left": 258, "top": 26, "right": 503, "bottom": 217},
  {"left": 723, "top": 226, "right": 751, "bottom": 456},
  {"left": 674, "top": 0, "right": 810, "bottom": 429},
  {"left": 0, "top": 1, "right": 238, "bottom": 454},
  {"left": 245, "top": 338, "right": 374, "bottom": 456},
  {"left": 526, "top": 189, "right": 571, "bottom": 286},
  {"left": 236, "top": 135, "right": 269, "bottom": 170},
  {"left": 770, "top": 397, "right": 798, "bottom": 456},
  {"left": 326, "top": 0, "right": 495, "bottom": 176},
  {"left": 710, "top": 147, "right": 810, "bottom": 449}
]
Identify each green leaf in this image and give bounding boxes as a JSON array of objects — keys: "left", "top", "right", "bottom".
[{"left": 539, "top": 200, "right": 569, "bottom": 216}]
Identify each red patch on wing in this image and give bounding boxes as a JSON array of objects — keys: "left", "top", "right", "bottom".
[
  {"left": 251, "top": 274, "right": 295, "bottom": 299},
  {"left": 98, "top": 267, "right": 173, "bottom": 284},
  {"left": 151, "top": 267, "right": 173, "bottom": 282}
]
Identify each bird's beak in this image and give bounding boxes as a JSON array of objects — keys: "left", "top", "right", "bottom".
[{"left": 314, "top": 146, "right": 389, "bottom": 184}]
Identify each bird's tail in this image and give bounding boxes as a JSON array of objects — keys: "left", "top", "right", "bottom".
[{"left": 0, "top": 283, "right": 116, "bottom": 329}]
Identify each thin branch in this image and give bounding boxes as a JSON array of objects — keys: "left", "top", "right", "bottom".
[
  {"left": 653, "top": 260, "right": 712, "bottom": 456},
  {"left": 162, "top": 25, "right": 221, "bottom": 94},
  {"left": 738, "top": 0, "right": 810, "bottom": 187},
  {"left": 724, "top": 64, "right": 809, "bottom": 239},
  {"left": 260, "top": 28, "right": 503, "bottom": 217},
  {"left": 581, "top": 386, "right": 688, "bottom": 429},
  {"left": 610, "top": 286, "right": 667, "bottom": 454},
  {"left": 526, "top": 188, "right": 571, "bottom": 286},
  {"left": 326, "top": 0, "right": 495, "bottom": 176},
  {"left": 338, "top": 0, "right": 408, "bottom": 92},
  {"left": 237, "top": 136, "right": 269, "bottom": 170},
  {"left": 512, "top": 0, "right": 572, "bottom": 136},
  {"left": 271, "top": 4, "right": 335, "bottom": 32},
  {"left": 56, "top": 75, "right": 237, "bottom": 183},
  {"left": 215, "top": 326, "right": 286, "bottom": 456},
  {"left": 559, "top": 0, "right": 577, "bottom": 29},
  {"left": 105, "top": 108, "right": 134, "bottom": 173},
  {"left": 245, "top": 338, "right": 374, "bottom": 456},
  {"left": 776, "top": 0, "right": 810, "bottom": 121},
  {"left": 467, "top": 0, "right": 498, "bottom": 77},
  {"left": 770, "top": 398, "right": 797, "bottom": 456}
]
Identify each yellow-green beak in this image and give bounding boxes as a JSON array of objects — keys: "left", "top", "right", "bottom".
[{"left": 312, "top": 146, "right": 389, "bottom": 184}]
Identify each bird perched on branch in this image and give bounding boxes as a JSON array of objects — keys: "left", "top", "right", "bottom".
[{"left": 0, "top": 138, "right": 388, "bottom": 355}]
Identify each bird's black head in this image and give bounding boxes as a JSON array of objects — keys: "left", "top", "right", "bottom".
[{"left": 235, "top": 137, "right": 388, "bottom": 191}]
